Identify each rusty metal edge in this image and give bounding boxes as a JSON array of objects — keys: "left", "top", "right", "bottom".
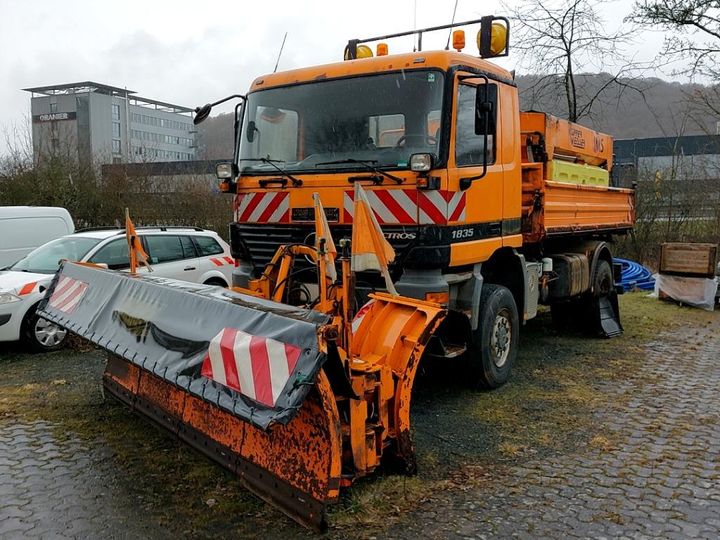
[{"left": 102, "top": 359, "right": 329, "bottom": 532}]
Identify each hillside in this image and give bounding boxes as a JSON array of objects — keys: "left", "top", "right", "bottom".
[{"left": 196, "top": 75, "right": 717, "bottom": 159}]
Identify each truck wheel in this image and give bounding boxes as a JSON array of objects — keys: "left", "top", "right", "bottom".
[
  {"left": 592, "top": 260, "right": 613, "bottom": 298},
  {"left": 22, "top": 308, "right": 67, "bottom": 353},
  {"left": 467, "top": 284, "right": 519, "bottom": 389}
]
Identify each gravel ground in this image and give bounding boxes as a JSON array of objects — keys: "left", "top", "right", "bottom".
[{"left": 0, "top": 294, "right": 717, "bottom": 539}]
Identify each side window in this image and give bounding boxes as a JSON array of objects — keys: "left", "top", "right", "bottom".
[
  {"left": 455, "top": 83, "right": 497, "bottom": 166},
  {"left": 145, "top": 235, "right": 185, "bottom": 264},
  {"left": 193, "top": 236, "right": 224, "bottom": 257},
  {"left": 89, "top": 239, "right": 130, "bottom": 270},
  {"left": 180, "top": 236, "right": 196, "bottom": 258}
]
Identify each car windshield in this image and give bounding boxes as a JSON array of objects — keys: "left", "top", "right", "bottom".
[
  {"left": 10, "top": 236, "right": 101, "bottom": 274},
  {"left": 237, "top": 70, "right": 445, "bottom": 173}
]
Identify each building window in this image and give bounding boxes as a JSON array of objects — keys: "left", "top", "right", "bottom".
[
  {"left": 112, "top": 103, "right": 120, "bottom": 121},
  {"left": 50, "top": 102, "right": 57, "bottom": 113},
  {"left": 112, "top": 139, "right": 121, "bottom": 154},
  {"left": 112, "top": 122, "right": 121, "bottom": 138}
]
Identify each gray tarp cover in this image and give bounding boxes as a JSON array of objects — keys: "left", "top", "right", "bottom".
[{"left": 38, "top": 262, "right": 330, "bottom": 430}]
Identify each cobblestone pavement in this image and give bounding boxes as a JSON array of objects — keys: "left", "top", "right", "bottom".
[
  {"left": 388, "top": 322, "right": 720, "bottom": 539},
  {"left": 0, "top": 420, "right": 172, "bottom": 539}
]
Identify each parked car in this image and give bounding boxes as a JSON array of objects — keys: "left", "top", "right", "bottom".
[
  {"left": 0, "top": 227, "right": 234, "bottom": 352},
  {"left": 0, "top": 206, "right": 75, "bottom": 269}
]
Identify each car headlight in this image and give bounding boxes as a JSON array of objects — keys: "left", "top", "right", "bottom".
[{"left": 0, "top": 292, "right": 22, "bottom": 305}]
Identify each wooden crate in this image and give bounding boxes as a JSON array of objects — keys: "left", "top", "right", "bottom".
[{"left": 659, "top": 243, "right": 718, "bottom": 278}]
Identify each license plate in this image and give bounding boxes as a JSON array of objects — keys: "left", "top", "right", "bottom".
[{"left": 292, "top": 207, "right": 339, "bottom": 222}]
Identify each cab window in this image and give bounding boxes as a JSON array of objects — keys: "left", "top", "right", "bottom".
[
  {"left": 455, "top": 83, "right": 497, "bottom": 166},
  {"left": 89, "top": 238, "right": 130, "bottom": 270}
]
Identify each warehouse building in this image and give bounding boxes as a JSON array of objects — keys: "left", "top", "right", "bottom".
[{"left": 24, "top": 81, "right": 197, "bottom": 165}]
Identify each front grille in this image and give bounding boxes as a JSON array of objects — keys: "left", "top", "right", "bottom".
[{"left": 230, "top": 223, "right": 418, "bottom": 275}]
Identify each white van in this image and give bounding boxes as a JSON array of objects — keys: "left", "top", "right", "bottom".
[{"left": 0, "top": 207, "right": 75, "bottom": 269}]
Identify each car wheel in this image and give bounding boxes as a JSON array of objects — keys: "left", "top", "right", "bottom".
[
  {"left": 23, "top": 308, "right": 67, "bottom": 352},
  {"left": 467, "top": 284, "right": 519, "bottom": 389}
]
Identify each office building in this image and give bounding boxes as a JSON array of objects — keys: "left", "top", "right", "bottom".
[{"left": 24, "top": 81, "right": 197, "bottom": 164}]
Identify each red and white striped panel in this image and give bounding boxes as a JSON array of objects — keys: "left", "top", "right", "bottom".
[
  {"left": 234, "top": 192, "right": 290, "bottom": 223},
  {"left": 200, "top": 328, "right": 301, "bottom": 408},
  {"left": 417, "top": 190, "right": 466, "bottom": 224},
  {"left": 351, "top": 300, "right": 374, "bottom": 334},
  {"left": 343, "top": 189, "right": 466, "bottom": 225},
  {"left": 209, "top": 256, "right": 235, "bottom": 267},
  {"left": 48, "top": 276, "right": 88, "bottom": 314}
]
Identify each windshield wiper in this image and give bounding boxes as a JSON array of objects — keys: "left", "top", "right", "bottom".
[
  {"left": 316, "top": 159, "right": 403, "bottom": 184},
  {"left": 239, "top": 157, "right": 302, "bottom": 187}
]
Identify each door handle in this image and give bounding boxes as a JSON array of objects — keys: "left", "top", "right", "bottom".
[{"left": 184, "top": 266, "right": 196, "bottom": 271}]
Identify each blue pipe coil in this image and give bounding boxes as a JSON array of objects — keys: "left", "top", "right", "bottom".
[{"left": 614, "top": 257, "right": 656, "bottom": 292}]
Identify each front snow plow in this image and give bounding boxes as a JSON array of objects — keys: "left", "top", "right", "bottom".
[{"left": 38, "top": 235, "right": 445, "bottom": 530}]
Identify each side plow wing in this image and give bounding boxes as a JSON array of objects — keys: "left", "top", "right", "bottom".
[{"left": 38, "top": 262, "right": 342, "bottom": 530}]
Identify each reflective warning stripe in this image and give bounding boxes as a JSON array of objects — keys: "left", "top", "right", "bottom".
[
  {"left": 18, "top": 281, "right": 38, "bottom": 296},
  {"left": 210, "top": 257, "right": 234, "bottom": 266},
  {"left": 235, "top": 192, "right": 290, "bottom": 223},
  {"left": 351, "top": 300, "right": 374, "bottom": 334},
  {"left": 201, "top": 328, "right": 301, "bottom": 407},
  {"left": 343, "top": 189, "right": 466, "bottom": 225},
  {"left": 48, "top": 277, "right": 88, "bottom": 314}
]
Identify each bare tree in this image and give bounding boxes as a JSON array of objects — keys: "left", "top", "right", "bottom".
[
  {"left": 506, "top": 0, "right": 640, "bottom": 123},
  {"left": 628, "top": 0, "right": 720, "bottom": 79},
  {"left": 629, "top": 1, "right": 720, "bottom": 132}
]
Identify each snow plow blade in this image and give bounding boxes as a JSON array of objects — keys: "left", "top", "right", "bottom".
[{"left": 38, "top": 262, "right": 342, "bottom": 530}]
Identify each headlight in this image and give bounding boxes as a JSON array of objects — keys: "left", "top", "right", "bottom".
[{"left": 0, "top": 292, "right": 22, "bottom": 305}]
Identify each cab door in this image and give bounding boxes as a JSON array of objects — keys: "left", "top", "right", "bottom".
[{"left": 446, "top": 74, "right": 505, "bottom": 267}]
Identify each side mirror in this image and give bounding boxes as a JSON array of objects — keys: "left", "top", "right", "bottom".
[
  {"left": 477, "top": 16, "right": 510, "bottom": 59},
  {"left": 194, "top": 104, "right": 212, "bottom": 125}
]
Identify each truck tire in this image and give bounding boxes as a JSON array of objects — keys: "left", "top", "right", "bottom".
[
  {"left": 591, "top": 259, "right": 613, "bottom": 298},
  {"left": 22, "top": 306, "right": 67, "bottom": 353},
  {"left": 467, "top": 284, "right": 519, "bottom": 389}
]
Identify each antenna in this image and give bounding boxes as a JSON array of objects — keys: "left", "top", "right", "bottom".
[
  {"left": 445, "top": 0, "right": 459, "bottom": 50},
  {"left": 413, "top": 0, "right": 418, "bottom": 51},
  {"left": 273, "top": 32, "right": 288, "bottom": 73}
]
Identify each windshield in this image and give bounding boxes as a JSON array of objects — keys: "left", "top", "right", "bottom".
[
  {"left": 11, "top": 236, "right": 101, "bottom": 274},
  {"left": 238, "top": 70, "right": 445, "bottom": 173}
]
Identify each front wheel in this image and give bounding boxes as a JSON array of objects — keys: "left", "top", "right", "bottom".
[
  {"left": 467, "top": 284, "right": 519, "bottom": 389},
  {"left": 23, "top": 308, "right": 68, "bottom": 352}
]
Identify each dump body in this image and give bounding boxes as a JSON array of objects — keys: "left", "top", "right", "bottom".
[{"left": 519, "top": 112, "right": 634, "bottom": 244}]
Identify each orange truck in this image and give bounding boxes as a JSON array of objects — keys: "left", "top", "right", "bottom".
[
  {"left": 208, "top": 17, "right": 633, "bottom": 387},
  {"left": 39, "top": 17, "right": 634, "bottom": 531}
]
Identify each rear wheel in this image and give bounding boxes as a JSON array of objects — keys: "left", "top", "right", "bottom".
[
  {"left": 22, "top": 307, "right": 67, "bottom": 352},
  {"left": 467, "top": 284, "right": 519, "bottom": 389}
]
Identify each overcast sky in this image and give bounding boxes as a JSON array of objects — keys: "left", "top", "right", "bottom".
[{"left": 0, "top": 0, "right": 669, "bottom": 155}]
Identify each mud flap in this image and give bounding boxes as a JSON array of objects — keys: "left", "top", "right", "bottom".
[
  {"left": 38, "top": 262, "right": 343, "bottom": 529},
  {"left": 596, "top": 292, "right": 622, "bottom": 338}
]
